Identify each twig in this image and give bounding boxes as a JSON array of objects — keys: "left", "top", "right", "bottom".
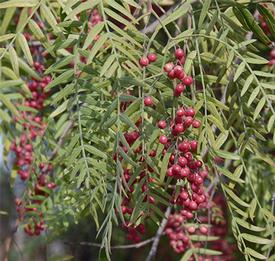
[
  {"left": 64, "top": 236, "right": 155, "bottom": 249},
  {"left": 266, "top": 192, "right": 275, "bottom": 259},
  {"left": 49, "top": 119, "right": 74, "bottom": 161},
  {"left": 145, "top": 206, "right": 171, "bottom": 261}
]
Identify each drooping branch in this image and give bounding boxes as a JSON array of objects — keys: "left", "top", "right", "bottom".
[{"left": 145, "top": 206, "right": 171, "bottom": 261}]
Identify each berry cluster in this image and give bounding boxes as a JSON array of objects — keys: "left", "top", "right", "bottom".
[
  {"left": 9, "top": 34, "right": 56, "bottom": 235},
  {"left": 268, "top": 49, "right": 275, "bottom": 66},
  {"left": 165, "top": 212, "right": 208, "bottom": 253}
]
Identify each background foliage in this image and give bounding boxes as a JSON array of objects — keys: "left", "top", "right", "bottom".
[{"left": 0, "top": 0, "right": 275, "bottom": 260}]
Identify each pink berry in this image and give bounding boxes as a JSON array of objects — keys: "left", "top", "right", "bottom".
[
  {"left": 199, "top": 226, "right": 208, "bottom": 234},
  {"left": 158, "top": 120, "right": 166, "bottom": 129},
  {"left": 174, "top": 83, "right": 185, "bottom": 97},
  {"left": 192, "top": 120, "right": 201, "bottom": 128},
  {"left": 144, "top": 96, "right": 153, "bottom": 106},
  {"left": 176, "top": 108, "right": 185, "bottom": 117},
  {"left": 147, "top": 53, "right": 157, "bottom": 62},
  {"left": 185, "top": 107, "right": 195, "bottom": 117},
  {"left": 270, "top": 49, "right": 275, "bottom": 59},
  {"left": 175, "top": 48, "right": 185, "bottom": 60},
  {"left": 159, "top": 135, "right": 168, "bottom": 144},
  {"left": 182, "top": 76, "right": 193, "bottom": 86},
  {"left": 190, "top": 140, "right": 198, "bottom": 151},
  {"left": 178, "top": 156, "right": 188, "bottom": 167},
  {"left": 189, "top": 201, "right": 198, "bottom": 210},
  {"left": 174, "top": 124, "right": 184, "bottom": 134},
  {"left": 164, "top": 62, "right": 174, "bottom": 73},
  {"left": 187, "top": 226, "right": 196, "bottom": 234},
  {"left": 172, "top": 164, "right": 181, "bottom": 176},
  {"left": 178, "top": 141, "right": 190, "bottom": 152},
  {"left": 139, "top": 57, "right": 149, "bottom": 67}
]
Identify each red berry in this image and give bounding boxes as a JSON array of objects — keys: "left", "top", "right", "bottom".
[
  {"left": 175, "top": 48, "right": 185, "bottom": 60},
  {"left": 139, "top": 57, "right": 149, "bottom": 67},
  {"left": 270, "top": 49, "right": 275, "bottom": 59},
  {"left": 167, "top": 167, "right": 173, "bottom": 177},
  {"left": 147, "top": 53, "right": 157, "bottom": 62},
  {"left": 182, "top": 76, "right": 193, "bottom": 86},
  {"left": 180, "top": 167, "right": 190, "bottom": 177},
  {"left": 199, "top": 225, "right": 208, "bottom": 234},
  {"left": 177, "top": 108, "right": 185, "bottom": 117},
  {"left": 187, "top": 226, "right": 196, "bottom": 234},
  {"left": 173, "top": 65, "right": 183, "bottom": 78},
  {"left": 178, "top": 156, "right": 188, "bottom": 167},
  {"left": 174, "top": 83, "right": 185, "bottom": 97},
  {"left": 168, "top": 70, "right": 176, "bottom": 79},
  {"left": 164, "top": 62, "right": 174, "bottom": 73},
  {"left": 174, "top": 124, "right": 184, "bottom": 134},
  {"left": 144, "top": 96, "right": 153, "bottom": 106},
  {"left": 172, "top": 164, "right": 181, "bottom": 176},
  {"left": 190, "top": 140, "right": 198, "bottom": 151},
  {"left": 178, "top": 141, "right": 190, "bottom": 152},
  {"left": 184, "top": 117, "right": 193, "bottom": 127},
  {"left": 158, "top": 120, "right": 166, "bottom": 129},
  {"left": 192, "top": 120, "right": 201, "bottom": 128},
  {"left": 189, "top": 201, "right": 198, "bottom": 210},
  {"left": 159, "top": 135, "right": 168, "bottom": 144},
  {"left": 185, "top": 107, "right": 195, "bottom": 117}
]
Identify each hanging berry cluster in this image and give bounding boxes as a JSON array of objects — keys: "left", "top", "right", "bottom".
[
  {"left": 10, "top": 31, "right": 56, "bottom": 235},
  {"left": 116, "top": 47, "right": 211, "bottom": 247}
]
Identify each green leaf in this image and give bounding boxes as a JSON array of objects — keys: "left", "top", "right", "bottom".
[
  {"left": 257, "top": 4, "right": 275, "bottom": 39},
  {"left": 180, "top": 249, "right": 193, "bottom": 261},
  {"left": 45, "top": 69, "right": 74, "bottom": 91},
  {"left": 253, "top": 97, "right": 265, "bottom": 120},
  {"left": 87, "top": 33, "right": 109, "bottom": 64},
  {"left": 28, "top": 19, "right": 45, "bottom": 40},
  {"left": 198, "top": 0, "right": 211, "bottom": 28},
  {"left": 40, "top": 3, "right": 60, "bottom": 34},
  {"left": 45, "top": 55, "right": 75, "bottom": 74},
  {"left": 217, "top": 166, "right": 244, "bottom": 184},
  {"left": 0, "top": 0, "right": 37, "bottom": 8},
  {"left": 234, "top": 61, "right": 245, "bottom": 82},
  {"left": 240, "top": 233, "right": 273, "bottom": 245},
  {"left": 247, "top": 86, "right": 260, "bottom": 106},
  {"left": 100, "top": 54, "right": 116, "bottom": 77},
  {"left": 85, "top": 145, "right": 107, "bottom": 159},
  {"left": 215, "top": 150, "right": 240, "bottom": 160},
  {"left": 241, "top": 74, "right": 254, "bottom": 96},
  {"left": 160, "top": 151, "right": 171, "bottom": 183},
  {"left": 234, "top": 217, "right": 266, "bottom": 232},
  {"left": 0, "top": 8, "right": 16, "bottom": 35},
  {"left": 157, "top": 2, "right": 191, "bottom": 30},
  {"left": 18, "top": 33, "right": 33, "bottom": 65},
  {"left": 65, "top": 1, "right": 99, "bottom": 20},
  {"left": 249, "top": 198, "right": 257, "bottom": 221},
  {"left": 223, "top": 186, "right": 250, "bottom": 207},
  {"left": 215, "top": 131, "right": 229, "bottom": 150},
  {"left": 0, "top": 93, "right": 19, "bottom": 116},
  {"left": 83, "top": 22, "right": 104, "bottom": 50},
  {"left": 245, "top": 248, "right": 267, "bottom": 260},
  {"left": 49, "top": 100, "right": 69, "bottom": 118},
  {"left": 0, "top": 33, "right": 15, "bottom": 42},
  {"left": 267, "top": 115, "right": 275, "bottom": 132},
  {"left": 235, "top": 7, "right": 270, "bottom": 45},
  {"left": 193, "top": 248, "right": 222, "bottom": 256},
  {"left": 119, "top": 113, "right": 138, "bottom": 131},
  {"left": 9, "top": 46, "right": 19, "bottom": 77}
]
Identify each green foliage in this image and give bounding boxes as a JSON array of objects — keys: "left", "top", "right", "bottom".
[{"left": 0, "top": 0, "right": 274, "bottom": 260}]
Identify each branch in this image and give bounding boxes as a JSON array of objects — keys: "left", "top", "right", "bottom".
[
  {"left": 49, "top": 120, "right": 74, "bottom": 161},
  {"left": 64, "top": 236, "right": 155, "bottom": 249},
  {"left": 145, "top": 206, "right": 171, "bottom": 261}
]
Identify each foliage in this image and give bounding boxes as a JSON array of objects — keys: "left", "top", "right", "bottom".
[{"left": 0, "top": 0, "right": 275, "bottom": 260}]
